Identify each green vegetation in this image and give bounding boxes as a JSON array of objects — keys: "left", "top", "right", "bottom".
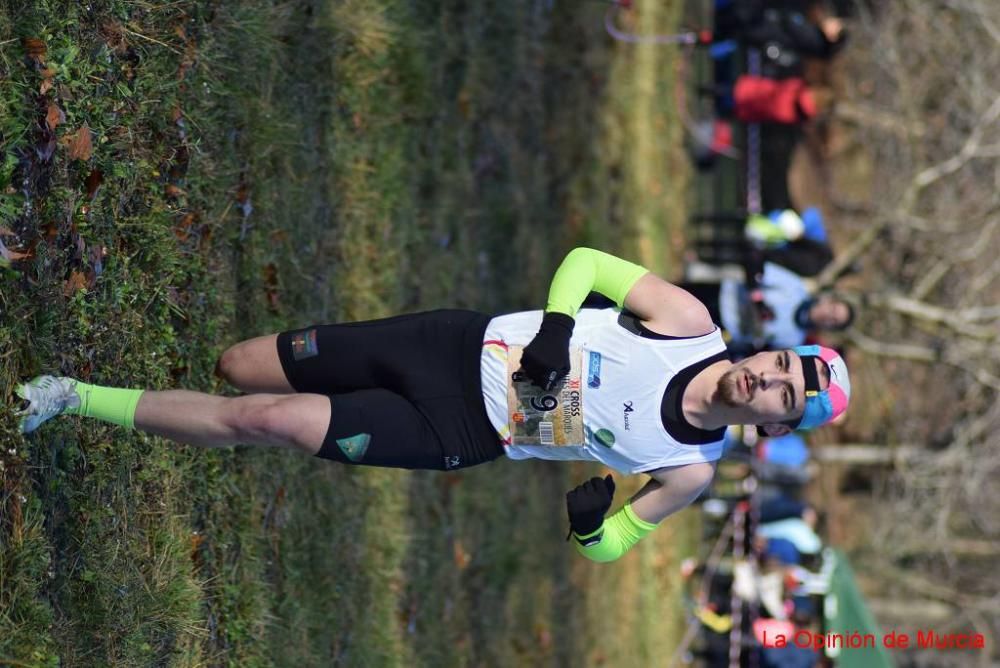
[{"left": 1, "top": 0, "right": 692, "bottom": 664}]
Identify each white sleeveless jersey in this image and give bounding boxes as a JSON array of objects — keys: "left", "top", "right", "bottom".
[{"left": 480, "top": 308, "right": 728, "bottom": 474}]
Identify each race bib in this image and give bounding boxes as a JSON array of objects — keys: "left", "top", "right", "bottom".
[{"left": 506, "top": 346, "right": 584, "bottom": 446}]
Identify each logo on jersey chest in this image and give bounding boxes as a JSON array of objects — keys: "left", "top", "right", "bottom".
[
  {"left": 587, "top": 351, "right": 602, "bottom": 388},
  {"left": 623, "top": 401, "right": 634, "bottom": 431}
]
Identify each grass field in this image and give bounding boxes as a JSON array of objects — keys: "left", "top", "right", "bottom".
[{"left": 1, "top": 0, "right": 695, "bottom": 664}]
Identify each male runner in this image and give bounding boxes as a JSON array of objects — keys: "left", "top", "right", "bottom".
[{"left": 16, "top": 248, "right": 850, "bottom": 563}]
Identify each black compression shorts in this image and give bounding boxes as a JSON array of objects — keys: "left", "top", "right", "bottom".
[{"left": 276, "top": 310, "right": 503, "bottom": 471}]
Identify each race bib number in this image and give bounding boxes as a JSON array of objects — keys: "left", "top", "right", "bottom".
[{"left": 506, "top": 346, "right": 584, "bottom": 446}]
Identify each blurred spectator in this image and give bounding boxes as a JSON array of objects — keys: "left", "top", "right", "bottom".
[
  {"left": 715, "top": 431, "right": 811, "bottom": 490},
  {"left": 682, "top": 262, "right": 854, "bottom": 356},
  {"left": 760, "top": 515, "right": 822, "bottom": 556},
  {"left": 762, "top": 536, "right": 801, "bottom": 566},
  {"left": 710, "top": 0, "right": 848, "bottom": 78},
  {"left": 755, "top": 614, "right": 822, "bottom": 667},
  {"left": 760, "top": 494, "right": 810, "bottom": 523},
  {"left": 699, "top": 75, "right": 832, "bottom": 125},
  {"left": 760, "top": 124, "right": 802, "bottom": 212},
  {"left": 762, "top": 643, "right": 820, "bottom": 668},
  {"left": 757, "top": 433, "right": 810, "bottom": 471},
  {"left": 693, "top": 206, "right": 834, "bottom": 277}
]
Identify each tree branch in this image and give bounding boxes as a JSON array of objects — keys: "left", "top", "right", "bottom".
[
  {"left": 847, "top": 330, "right": 1000, "bottom": 388},
  {"left": 911, "top": 94, "right": 1000, "bottom": 191},
  {"left": 865, "top": 293, "right": 999, "bottom": 341}
]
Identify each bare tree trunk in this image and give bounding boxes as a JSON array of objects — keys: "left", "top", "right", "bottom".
[{"left": 812, "top": 444, "right": 919, "bottom": 464}]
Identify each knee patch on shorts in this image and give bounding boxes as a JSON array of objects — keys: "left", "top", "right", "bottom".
[{"left": 316, "top": 391, "right": 446, "bottom": 470}]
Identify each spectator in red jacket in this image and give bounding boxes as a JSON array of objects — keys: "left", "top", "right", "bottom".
[{"left": 700, "top": 75, "right": 830, "bottom": 125}]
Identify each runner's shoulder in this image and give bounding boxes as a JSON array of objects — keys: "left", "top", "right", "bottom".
[{"left": 626, "top": 274, "right": 715, "bottom": 337}]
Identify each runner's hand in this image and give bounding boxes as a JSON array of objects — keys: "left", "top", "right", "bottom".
[
  {"left": 520, "top": 312, "right": 574, "bottom": 391},
  {"left": 566, "top": 474, "right": 616, "bottom": 536}
]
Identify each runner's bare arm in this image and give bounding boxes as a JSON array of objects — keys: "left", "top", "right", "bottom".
[
  {"left": 622, "top": 273, "right": 715, "bottom": 338},
  {"left": 629, "top": 462, "right": 717, "bottom": 524}
]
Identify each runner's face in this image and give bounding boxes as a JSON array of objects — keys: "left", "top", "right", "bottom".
[
  {"left": 718, "top": 350, "right": 823, "bottom": 425},
  {"left": 809, "top": 297, "right": 850, "bottom": 329}
]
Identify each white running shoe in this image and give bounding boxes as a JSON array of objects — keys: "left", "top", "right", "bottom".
[{"left": 16, "top": 375, "right": 81, "bottom": 434}]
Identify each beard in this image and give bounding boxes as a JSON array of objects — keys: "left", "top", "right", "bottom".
[{"left": 717, "top": 367, "right": 745, "bottom": 407}]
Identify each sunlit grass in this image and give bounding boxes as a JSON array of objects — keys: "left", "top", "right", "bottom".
[{"left": 585, "top": 0, "right": 690, "bottom": 278}]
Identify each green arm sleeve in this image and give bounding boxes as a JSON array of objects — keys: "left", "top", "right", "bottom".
[
  {"left": 545, "top": 247, "right": 649, "bottom": 316},
  {"left": 573, "top": 502, "right": 659, "bottom": 563}
]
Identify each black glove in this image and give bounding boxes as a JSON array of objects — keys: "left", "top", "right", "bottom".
[
  {"left": 566, "top": 474, "right": 616, "bottom": 539},
  {"left": 520, "top": 312, "right": 574, "bottom": 391}
]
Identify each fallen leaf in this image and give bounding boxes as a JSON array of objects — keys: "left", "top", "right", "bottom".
[
  {"left": 84, "top": 168, "right": 104, "bottom": 199},
  {"left": 263, "top": 262, "right": 280, "bottom": 311},
  {"left": 174, "top": 212, "right": 196, "bottom": 241},
  {"left": 63, "top": 270, "right": 90, "bottom": 296},
  {"left": 165, "top": 184, "right": 185, "bottom": 199},
  {"left": 0, "top": 236, "right": 31, "bottom": 264},
  {"left": 452, "top": 540, "right": 471, "bottom": 570},
  {"left": 22, "top": 37, "right": 47, "bottom": 64},
  {"left": 65, "top": 124, "right": 93, "bottom": 161},
  {"left": 39, "top": 66, "right": 56, "bottom": 94},
  {"left": 189, "top": 532, "right": 205, "bottom": 559},
  {"left": 168, "top": 149, "right": 188, "bottom": 181},
  {"left": 235, "top": 181, "right": 249, "bottom": 204},
  {"left": 45, "top": 102, "right": 64, "bottom": 131},
  {"left": 197, "top": 224, "right": 213, "bottom": 251},
  {"left": 99, "top": 21, "right": 127, "bottom": 54},
  {"left": 262, "top": 262, "right": 278, "bottom": 287},
  {"left": 235, "top": 180, "right": 252, "bottom": 218},
  {"left": 266, "top": 290, "right": 280, "bottom": 311}
]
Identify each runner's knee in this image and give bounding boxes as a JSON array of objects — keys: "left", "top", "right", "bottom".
[
  {"left": 226, "top": 396, "right": 286, "bottom": 446},
  {"left": 215, "top": 345, "right": 244, "bottom": 385},
  {"left": 215, "top": 335, "right": 291, "bottom": 393},
  {"left": 226, "top": 395, "right": 317, "bottom": 452}
]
